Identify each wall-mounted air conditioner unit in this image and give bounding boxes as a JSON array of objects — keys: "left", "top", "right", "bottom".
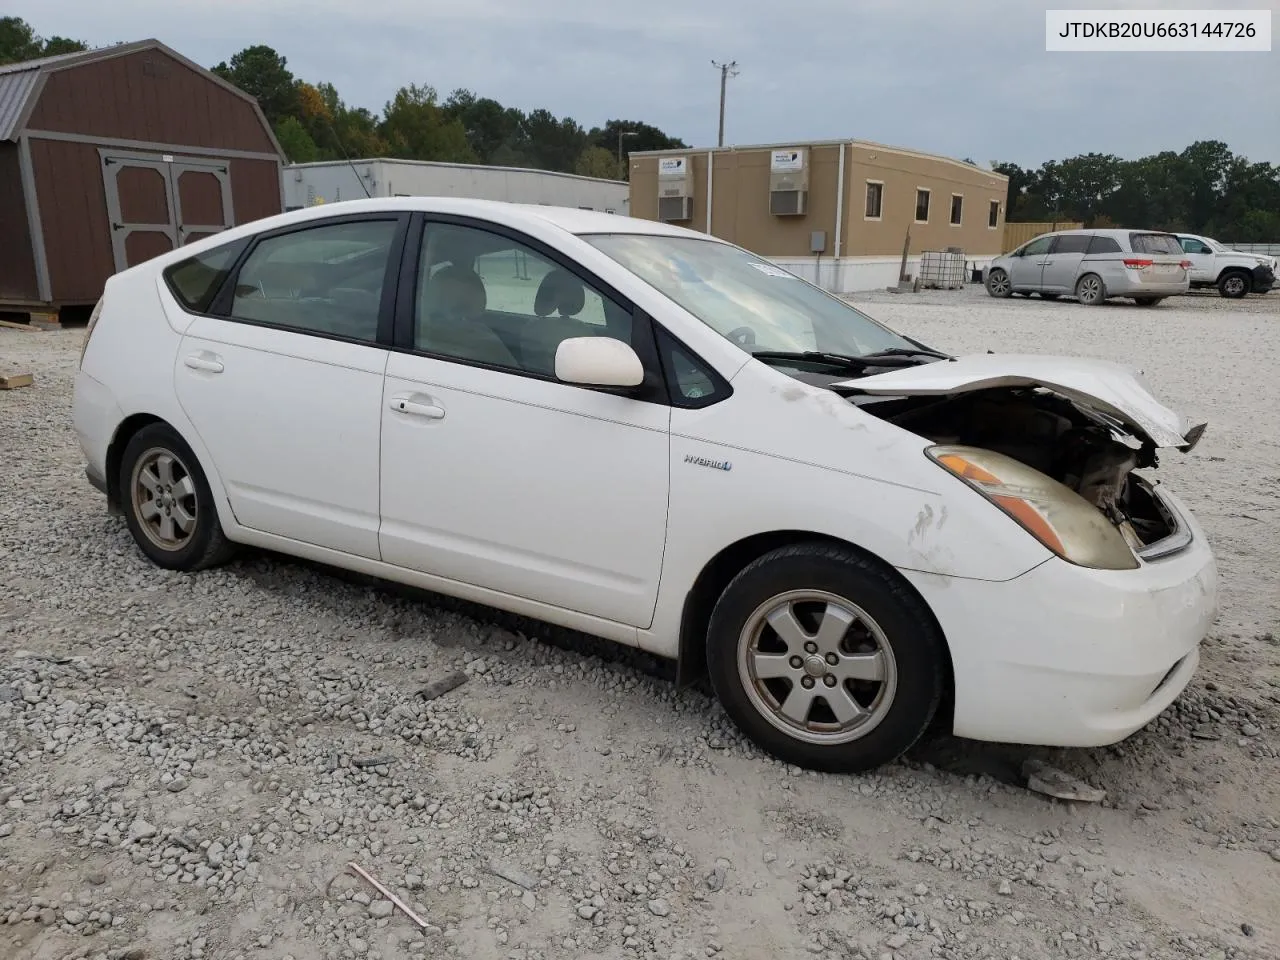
[
  {"left": 769, "top": 148, "right": 809, "bottom": 216},
  {"left": 657, "top": 155, "right": 694, "bottom": 222}
]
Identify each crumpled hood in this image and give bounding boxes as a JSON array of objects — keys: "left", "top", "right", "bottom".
[{"left": 836, "top": 353, "right": 1205, "bottom": 450}]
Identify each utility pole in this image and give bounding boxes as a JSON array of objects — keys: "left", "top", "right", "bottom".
[{"left": 711, "top": 60, "right": 739, "bottom": 147}]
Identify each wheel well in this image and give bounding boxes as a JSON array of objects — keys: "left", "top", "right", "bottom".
[
  {"left": 104, "top": 413, "right": 165, "bottom": 507},
  {"left": 674, "top": 531, "right": 955, "bottom": 726}
]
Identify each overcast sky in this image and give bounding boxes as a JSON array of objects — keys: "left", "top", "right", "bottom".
[{"left": 12, "top": 0, "right": 1279, "bottom": 168}]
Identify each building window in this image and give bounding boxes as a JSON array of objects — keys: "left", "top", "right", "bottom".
[
  {"left": 988, "top": 200, "right": 1000, "bottom": 229},
  {"left": 915, "top": 188, "right": 930, "bottom": 223},
  {"left": 950, "top": 195, "right": 963, "bottom": 225},
  {"left": 864, "top": 181, "right": 883, "bottom": 220}
]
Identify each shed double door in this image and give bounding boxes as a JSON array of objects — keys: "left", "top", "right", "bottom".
[{"left": 100, "top": 149, "right": 234, "bottom": 271}]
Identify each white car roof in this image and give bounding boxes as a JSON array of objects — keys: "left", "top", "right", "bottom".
[{"left": 131, "top": 196, "right": 721, "bottom": 276}]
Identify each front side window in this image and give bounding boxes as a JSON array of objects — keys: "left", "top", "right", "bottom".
[
  {"left": 229, "top": 219, "right": 398, "bottom": 342},
  {"left": 164, "top": 239, "right": 248, "bottom": 313},
  {"left": 1179, "top": 237, "right": 1211, "bottom": 255},
  {"left": 582, "top": 233, "right": 914, "bottom": 357},
  {"left": 915, "top": 189, "right": 930, "bottom": 223},
  {"left": 1020, "top": 236, "right": 1054, "bottom": 257},
  {"left": 415, "top": 222, "right": 633, "bottom": 376}
]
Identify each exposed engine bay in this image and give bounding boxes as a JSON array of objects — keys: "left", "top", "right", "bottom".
[{"left": 853, "top": 387, "right": 1181, "bottom": 551}]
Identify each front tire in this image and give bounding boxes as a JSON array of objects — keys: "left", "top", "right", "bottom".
[
  {"left": 705, "top": 543, "right": 946, "bottom": 773},
  {"left": 119, "top": 423, "right": 234, "bottom": 571},
  {"left": 985, "top": 269, "right": 1012, "bottom": 298},
  {"left": 1218, "top": 271, "right": 1250, "bottom": 298}
]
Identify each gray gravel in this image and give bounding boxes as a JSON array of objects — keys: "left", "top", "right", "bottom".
[{"left": 1, "top": 289, "right": 1277, "bottom": 960}]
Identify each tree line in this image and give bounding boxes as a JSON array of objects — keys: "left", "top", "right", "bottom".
[
  {"left": 993, "top": 141, "right": 1280, "bottom": 242},
  {"left": 2, "top": 17, "right": 1277, "bottom": 238}
]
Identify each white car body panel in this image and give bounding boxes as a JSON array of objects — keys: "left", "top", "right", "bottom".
[
  {"left": 73, "top": 196, "right": 1219, "bottom": 755},
  {"left": 838, "top": 353, "right": 1194, "bottom": 449},
  {"left": 379, "top": 352, "right": 671, "bottom": 628}
]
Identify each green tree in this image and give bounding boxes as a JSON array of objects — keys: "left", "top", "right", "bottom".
[
  {"left": 574, "top": 146, "right": 621, "bottom": 180},
  {"left": 522, "top": 108, "right": 588, "bottom": 171},
  {"left": 381, "top": 83, "right": 475, "bottom": 163},
  {"left": 0, "top": 16, "right": 86, "bottom": 64},
  {"left": 587, "top": 119, "right": 686, "bottom": 179},
  {"left": 274, "top": 116, "right": 319, "bottom": 163},
  {"left": 212, "top": 45, "right": 299, "bottom": 127},
  {"left": 443, "top": 89, "right": 527, "bottom": 164}
]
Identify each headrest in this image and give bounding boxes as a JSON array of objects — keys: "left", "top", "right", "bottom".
[
  {"left": 424, "top": 265, "right": 487, "bottom": 318},
  {"left": 534, "top": 268, "right": 586, "bottom": 317}
]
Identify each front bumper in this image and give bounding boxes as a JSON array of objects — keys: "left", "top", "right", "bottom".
[
  {"left": 1251, "top": 264, "right": 1275, "bottom": 293},
  {"left": 903, "top": 486, "right": 1217, "bottom": 748}
]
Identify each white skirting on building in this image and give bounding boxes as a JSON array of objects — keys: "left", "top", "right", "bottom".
[{"left": 768, "top": 256, "right": 999, "bottom": 294}]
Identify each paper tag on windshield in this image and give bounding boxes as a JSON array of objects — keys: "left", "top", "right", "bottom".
[{"left": 749, "top": 262, "right": 794, "bottom": 278}]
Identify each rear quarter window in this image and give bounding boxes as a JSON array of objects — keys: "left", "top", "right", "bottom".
[
  {"left": 164, "top": 239, "right": 249, "bottom": 313},
  {"left": 1129, "top": 233, "right": 1182, "bottom": 256},
  {"left": 1086, "top": 235, "right": 1122, "bottom": 254}
]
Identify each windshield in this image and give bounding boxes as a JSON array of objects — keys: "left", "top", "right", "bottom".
[{"left": 580, "top": 233, "right": 914, "bottom": 356}]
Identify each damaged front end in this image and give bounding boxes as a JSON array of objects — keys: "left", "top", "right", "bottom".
[{"left": 864, "top": 388, "right": 1197, "bottom": 560}]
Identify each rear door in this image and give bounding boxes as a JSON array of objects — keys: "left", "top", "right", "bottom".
[
  {"left": 1039, "top": 233, "right": 1092, "bottom": 293},
  {"left": 172, "top": 213, "right": 408, "bottom": 559},
  {"left": 1129, "top": 232, "right": 1189, "bottom": 282}
]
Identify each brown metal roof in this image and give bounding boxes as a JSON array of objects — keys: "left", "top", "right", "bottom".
[{"left": 0, "top": 38, "right": 284, "bottom": 159}]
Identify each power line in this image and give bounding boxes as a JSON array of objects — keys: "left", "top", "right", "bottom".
[{"left": 710, "top": 60, "right": 739, "bottom": 148}]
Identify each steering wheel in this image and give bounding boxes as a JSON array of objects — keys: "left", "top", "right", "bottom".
[{"left": 726, "top": 325, "right": 757, "bottom": 348}]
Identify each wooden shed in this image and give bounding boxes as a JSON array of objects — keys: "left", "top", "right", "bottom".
[{"left": 0, "top": 39, "right": 286, "bottom": 322}]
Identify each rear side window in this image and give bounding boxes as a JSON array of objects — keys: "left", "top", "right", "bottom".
[
  {"left": 1053, "top": 234, "right": 1091, "bottom": 254},
  {"left": 1130, "top": 233, "right": 1182, "bottom": 256},
  {"left": 163, "top": 239, "right": 248, "bottom": 313},
  {"left": 1086, "top": 235, "right": 1122, "bottom": 254}
]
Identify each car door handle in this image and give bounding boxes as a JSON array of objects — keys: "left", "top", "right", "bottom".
[
  {"left": 389, "top": 395, "right": 445, "bottom": 420},
  {"left": 1036, "top": 259, "right": 1052, "bottom": 265},
  {"left": 183, "top": 353, "right": 224, "bottom": 373}
]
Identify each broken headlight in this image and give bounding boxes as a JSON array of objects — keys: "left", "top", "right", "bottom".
[{"left": 928, "top": 445, "right": 1139, "bottom": 571}]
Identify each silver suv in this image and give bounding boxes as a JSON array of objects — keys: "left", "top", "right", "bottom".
[{"left": 985, "top": 228, "right": 1190, "bottom": 306}]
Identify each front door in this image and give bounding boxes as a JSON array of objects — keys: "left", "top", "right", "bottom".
[
  {"left": 173, "top": 214, "right": 406, "bottom": 559},
  {"left": 101, "top": 150, "right": 235, "bottom": 270},
  {"left": 1007, "top": 235, "right": 1054, "bottom": 291},
  {"left": 1178, "top": 236, "right": 1215, "bottom": 283},
  {"left": 378, "top": 218, "right": 671, "bottom": 627}
]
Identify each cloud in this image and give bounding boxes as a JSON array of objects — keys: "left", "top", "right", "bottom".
[{"left": 10, "top": 0, "right": 1278, "bottom": 166}]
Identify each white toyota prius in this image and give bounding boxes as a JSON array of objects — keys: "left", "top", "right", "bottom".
[{"left": 73, "top": 197, "right": 1218, "bottom": 772}]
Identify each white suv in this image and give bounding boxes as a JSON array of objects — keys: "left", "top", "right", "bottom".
[
  {"left": 1174, "top": 233, "right": 1276, "bottom": 298},
  {"left": 73, "top": 198, "right": 1217, "bottom": 772}
]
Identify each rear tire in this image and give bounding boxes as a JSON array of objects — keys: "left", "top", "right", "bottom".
[
  {"left": 985, "top": 269, "right": 1012, "bottom": 298},
  {"left": 705, "top": 542, "right": 947, "bottom": 773},
  {"left": 1075, "top": 273, "right": 1105, "bottom": 305},
  {"left": 119, "top": 423, "right": 235, "bottom": 571},
  {"left": 1218, "top": 271, "right": 1250, "bottom": 299}
]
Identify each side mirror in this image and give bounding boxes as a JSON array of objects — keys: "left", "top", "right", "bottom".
[{"left": 555, "top": 336, "right": 644, "bottom": 388}]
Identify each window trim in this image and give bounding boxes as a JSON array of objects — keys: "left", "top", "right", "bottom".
[
  {"left": 202, "top": 212, "right": 411, "bottom": 348},
  {"left": 988, "top": 199, "right": 1001, "bottom": 230},
  {"left": 864, "top": 180, "right": 884, "bottom": 221},
  {"left": 914, "top": 187, "right": 930, "bottom": 224},
  {"left": 652, "top": 320, "right": 734, "bottom": 410},
  {"left": 949, "top": 193, "right": 963, "bottom": 227},
  {"left": 161, "top": 237, "right": 251, "bottom": 315},
  {"left": 392, "top": 212, "right": 670, "bottom": 406}
]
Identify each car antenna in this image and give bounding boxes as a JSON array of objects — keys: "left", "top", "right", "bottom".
[{"left": 324, "top": 117, "right": 373, "bottom": 200}]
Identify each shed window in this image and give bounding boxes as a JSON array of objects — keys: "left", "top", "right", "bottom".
[
  {"left": 915, "top": 189, "right": 930, "bottom": 223},
  {"left": 988, "top": 200, "right": 1000, "bottom": 229},
  {"left": 163, "top": 239, "right": 249, "bottom": 314},
  {"left": 865, "top": 182, "right": 883, "bottom": 219},
  {"left": 950, "top": 195, "right": 963, "bottom": 226}
]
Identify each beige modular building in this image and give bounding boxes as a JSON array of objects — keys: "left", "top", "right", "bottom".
[{"left": 628, "top": 139, "right": 1010, "bottom": 292}]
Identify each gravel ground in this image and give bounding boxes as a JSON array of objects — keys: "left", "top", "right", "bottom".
[{"left": 1, "top": 287, "right": 1278, "bottom": 960}]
